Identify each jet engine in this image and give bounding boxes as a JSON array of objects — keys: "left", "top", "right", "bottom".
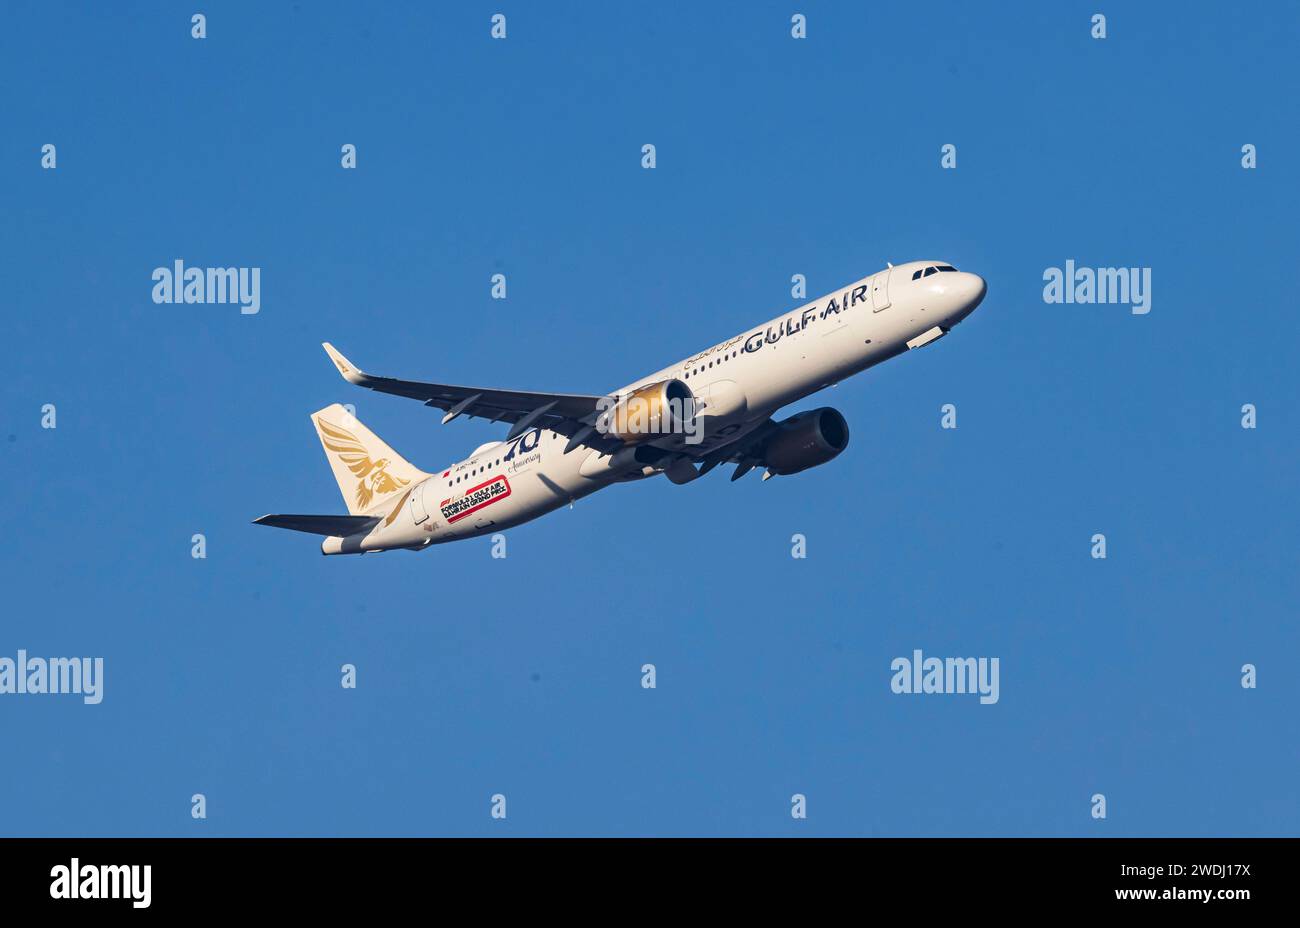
[
  {"left": 762, "top": 408, "right": 850, "bottom": 476},
  {"left": 600, "top": 379, "right": 695, "bottom": 444}
]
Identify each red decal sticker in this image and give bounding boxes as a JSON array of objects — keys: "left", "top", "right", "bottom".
[{"left": 440, "top": 475, "right": 512, "bottom": 524}]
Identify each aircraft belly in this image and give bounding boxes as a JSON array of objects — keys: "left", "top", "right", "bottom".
[{"left": 432, "top": 432, "right": 613, "bottom": 541}]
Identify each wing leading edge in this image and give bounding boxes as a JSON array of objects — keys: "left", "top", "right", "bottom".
[{"left": 322, "top": 342, "right": 606, "bottom": 429}]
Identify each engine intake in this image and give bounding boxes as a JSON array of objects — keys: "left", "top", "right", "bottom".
[
  {"left": 763, "top": 407, "right": 850, "bottom": 476},
  {"left": 600, "top": 379, "right": 695, "bottom": 444}
]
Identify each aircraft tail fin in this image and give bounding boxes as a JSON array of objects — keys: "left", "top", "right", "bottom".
[{"left": 310, "top": 403, "right": 427, "bottom": 515}]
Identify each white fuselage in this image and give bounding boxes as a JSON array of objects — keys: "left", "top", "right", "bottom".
[{"left": 326, "top": 260, "right": 986, "bottom": 554}]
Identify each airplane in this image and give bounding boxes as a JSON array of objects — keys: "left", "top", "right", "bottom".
[{"left": 254, "top": 260, "right": 987, "bottom": 555}]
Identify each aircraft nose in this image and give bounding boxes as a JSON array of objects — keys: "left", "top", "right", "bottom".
[{"left": 949, "top": 272, "right": 987, "bottom": 321}]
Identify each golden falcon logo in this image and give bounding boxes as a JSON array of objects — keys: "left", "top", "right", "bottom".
[{"left": 317, "top": 418, "right": 409, "bottom": 510}]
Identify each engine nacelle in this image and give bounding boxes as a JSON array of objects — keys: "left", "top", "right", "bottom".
[
  {"left": 762, "top": 407, "right": 850, "bottom": 476},
  {"left": 600, "top": 379, "right": 695, "bottom": 444}
]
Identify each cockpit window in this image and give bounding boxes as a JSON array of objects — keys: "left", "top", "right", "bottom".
[
  {"left": 912, "top": 269, "right": 922, "bottom": 280},
  {"left": 937, "top": 265, "right": 958, "bottom": 272},
  {"left": 923, "top": 267, "right": 937, "bottom": 278}
]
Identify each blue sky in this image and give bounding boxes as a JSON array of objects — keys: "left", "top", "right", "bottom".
[{"left": 1, "top": 1, "right": 1296, "bottom": 836}]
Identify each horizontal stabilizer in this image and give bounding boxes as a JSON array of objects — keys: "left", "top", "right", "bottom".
[{"left": 252, "top": 513, "right": 380, "bottom": 537}]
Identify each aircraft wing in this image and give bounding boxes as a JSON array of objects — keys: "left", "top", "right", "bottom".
[{"left": 322, "top": 343, "right": 607, "bottom": 431}]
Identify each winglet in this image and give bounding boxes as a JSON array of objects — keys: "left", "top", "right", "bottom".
[{"left": 322, "top": 342, "right": 368, "bottom": 385}]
